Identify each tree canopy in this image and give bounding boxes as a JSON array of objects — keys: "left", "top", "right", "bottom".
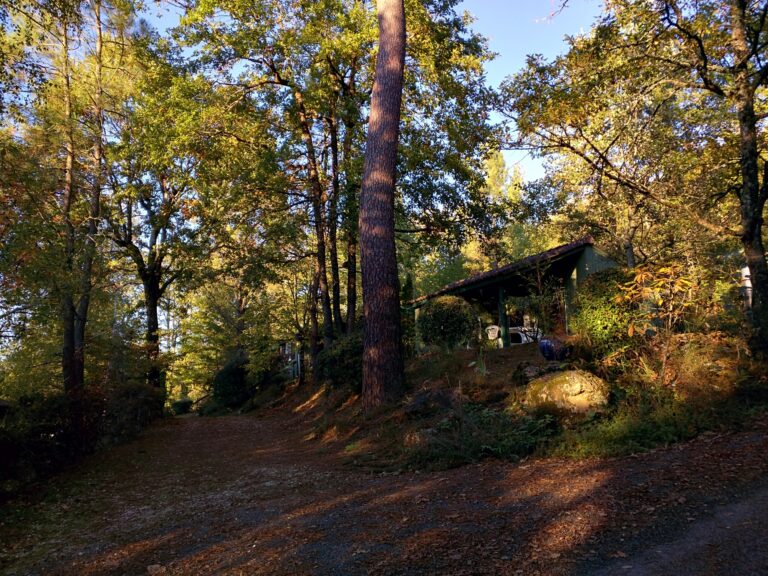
[{"left": 1, "top": 0, "right": 765, "bottom": 419}]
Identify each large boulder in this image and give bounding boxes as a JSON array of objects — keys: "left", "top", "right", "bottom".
[{"left": 525, "top": 369, "right": 608, "bottom": 413}]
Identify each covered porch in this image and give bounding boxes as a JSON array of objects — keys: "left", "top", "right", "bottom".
[{"left": 410, "top": 237, "right": 615, "bottom": 347}]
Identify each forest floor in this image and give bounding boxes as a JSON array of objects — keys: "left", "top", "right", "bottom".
[{"left": 2, "top": 405, "right": 768, "bottom": 576}]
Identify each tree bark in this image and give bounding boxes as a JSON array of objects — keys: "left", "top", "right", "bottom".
[
  {"left": 60, "top": 18, "right": 80, "bottom": 394},
  {"left": 61, "top": 296, "right": 78, "bottom": 392},
  {"left": 293, "top": 90, "right": 335, "bottom": 349},
  {"left": 142, "top": 271, "right": 163, "bottom": 392},
  {"left": 359, "top": 0, "right": 406, "bottom": 409},
  {"left": 346, "top": 237, "right": 357, "bottom": 333},
  {"left": 342, "top": 112, "right": 359, "bottom": 334},
  {"left": 109, "top": 171, "right": 184, "bottom": 400},
  {"left": 73, "top": 0, "right": 105, "bottom": 387},
  {"left": 731, "top": 2, "right": 768, "bottom": 358},
  {"left": 308, "top": 268, "right": 320, "bottom": 385},
  {"left": 624, "top": 239, "right": 636, "bottom": 268},
  {"left": 328, "top": 114, "right": 345, "bottom": 334}
]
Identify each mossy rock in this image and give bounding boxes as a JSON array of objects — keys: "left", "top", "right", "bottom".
[{"left": 525, "top": 369, "right": 608, "bottom": 413}]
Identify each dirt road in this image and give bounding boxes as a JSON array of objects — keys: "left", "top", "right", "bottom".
[{"left": 2, "top": 410, "right": 767, "bottom": 575}]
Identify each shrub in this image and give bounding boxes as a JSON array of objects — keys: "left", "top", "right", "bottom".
[
  {"left": 251, "top": 352, "right": 290, "bottom": 390},
  {"left": 0, "top": 381, "right": 165, "bottom": 500},
  {"left": 549, "top": 362, "right": 768, "bottom": 458},
  {"left": 212, "top": 352, "right": 251, "bottom": 408},
  {"left": 197, "top": 397, "right": 227, "bottom": 416},
  {"left": 315, "top": 330, "right": 364, "bottom": 392},
  {"left": 570, "top": 268, "right": 636, "bottom": 359},
  {"left": 210, "top": 350, "right": 288, "bottom": 411},
  {"left": 0, "top": 388, "right": 108, "bottom": 500},
  {"left": 102, "top": 383, "right": 164, "bottom": 443},
  {"left": 171, "top": 397, "right": 194, "bottom": 415},
  {"left": 408, "top": 404, "right": 557, "bottom": 469},
  {"left": 417, "top": 296, "right": 476, "bottom": 350},
  {"left": 617, "top": 263, "right": 699, "bottom": 337}
]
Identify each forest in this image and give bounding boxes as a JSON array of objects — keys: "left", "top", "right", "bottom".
[{"left": 2, "top": 0, "right": 768, "bottom": 574}]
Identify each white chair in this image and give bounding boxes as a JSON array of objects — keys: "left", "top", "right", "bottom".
[{"left": 485, "top": 325, "right": 502, "bottom": 348}]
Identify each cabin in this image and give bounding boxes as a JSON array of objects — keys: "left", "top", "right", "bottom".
[{"left": 410, "top": 237, "right": 616, "bottom": 347}]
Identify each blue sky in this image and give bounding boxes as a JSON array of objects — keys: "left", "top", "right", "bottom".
[
  {"left": 457, "top": 0, "right": 604, "bottom": 179},
  {"left": 458, "top": 0, "right": 602, "bottom": 86}
]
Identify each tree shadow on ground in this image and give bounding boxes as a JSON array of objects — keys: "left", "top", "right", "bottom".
[{"left": 3, "top": 407, "right": 767, "bottom": 576}]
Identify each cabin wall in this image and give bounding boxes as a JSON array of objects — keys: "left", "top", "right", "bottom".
[{"left": 564, "top": 246, "right": 617, "bottom": 333}]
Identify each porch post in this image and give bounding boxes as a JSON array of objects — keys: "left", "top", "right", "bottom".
[{"left": 498, "top": 286, "right": 510, "bottom": 347}]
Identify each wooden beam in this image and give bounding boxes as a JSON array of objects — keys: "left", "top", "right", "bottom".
[{"left": 498, "top": 286, "right": 510, "bottom": 347}]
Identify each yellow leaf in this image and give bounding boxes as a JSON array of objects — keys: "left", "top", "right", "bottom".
[{"left": 628, "top": 324, "right": 635, "bottom": 337}]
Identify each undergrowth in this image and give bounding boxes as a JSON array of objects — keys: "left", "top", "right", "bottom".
[
  {"left": 312, "top": 333, "right": 768, "bottom": 471},
  {"left": 548, "top": 377, "right": 768, "bottom": 458},
  {"left": 407, "top": 404, "right": 558, "bottom": 469},
  {"left": 402, "top": 382, "right": 768, "bottom": 468}
]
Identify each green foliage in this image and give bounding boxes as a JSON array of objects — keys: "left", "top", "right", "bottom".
[
  {"left": 409, "top": 404, "right": 557, "bottom": 469},
  {"left": 171, "top": 398, "right": 194, "bottom": 415},
  {"left": 210, "top": 349, "right": 288, "bottom": 411},
  {"left": 552, "top": 404, "right": 700, "bottom": 458},
  {"left": 197, "top": 398, "right": 226, "bottom": 417},
  {"left": 551, "top": 381, "right": 768, "bottom": 459},
  {"left": 618, "top": 263, "right": 698, "bottom": 337},
  {"left": 101, "top": 383, "right": 164, "bottom": 443},
  {"left": 212, "top": 353, "right": 251, "bottom": 409},
  {"left": 690, "top": 275, "right": 745, "bottom": 334},
  {"left": 167, "top": 280, "right": 282, "bottom": 401},
  {"left": 315, "top": 330, "right": 364, "bottom": 392},
  {"left": 545, "top": 346, "right": 768, "bottom": 458},
  {"left": 417, "top": 296, "right": 476, "bottom": 350},
  {"left": 570, "top": 269, "right": 637, "bottom": 358},
  {"left": 414, "top": 249, "right": 482, "bottom": 296}
]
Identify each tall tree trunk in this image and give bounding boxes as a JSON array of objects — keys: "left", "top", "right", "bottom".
[
  {"left": 328, "top": 114, "right": 344, "bottom": 334},
  {"left": 624, "top": 239, "right": 636, "bottom": 268},
  {"left": 293, "top": 90, "right": 334, "bottom": 349},
  {"left": 61, "top": 296, "right": 78, "bottom": 392},
  {"left": 346, "top": 237, "right": 357, "bottom": 333},
  {"left": 342, "top": 113, "right": 359, "bottom": 334},
  {"left": 359, "top": 0, "right": 406, "bottom": 409},
  {"left": 74, "top": 0, "right": 105, "bottom": 386},
  {"left": 143, "top": 272, "right": 163, "bottom": 393},
  {"left": 60, "top": 19, "right": 80, "bottom": 394},
  {"left": 234, "top": 289, "right": 246, "bottom": 348},
  {"left": 308, "top": 269, "right": 320, "bottom": 384},
  {"left": 731, "top": 3, "right": 768, "bottom": 358}
]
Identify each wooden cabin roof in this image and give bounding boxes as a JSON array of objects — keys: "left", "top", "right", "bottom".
[{"left": 410, "top": 237, "right": 596, "bottom": 310}]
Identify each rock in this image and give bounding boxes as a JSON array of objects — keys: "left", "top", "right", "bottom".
[
  {"left": 404, "top": 389, "right": 456, "bottom": 418},
  {"left": 522, "top": 364, "right": 543, "bottom": 381},
  {"left": 147, "top": 565, "right": 167, "bottom": 575},
  {"left": 521, "top": 361, "right": 563, "bottom": 383},
  {"left": 525, "top": 369, "right": 608, "bottom": 413}
]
